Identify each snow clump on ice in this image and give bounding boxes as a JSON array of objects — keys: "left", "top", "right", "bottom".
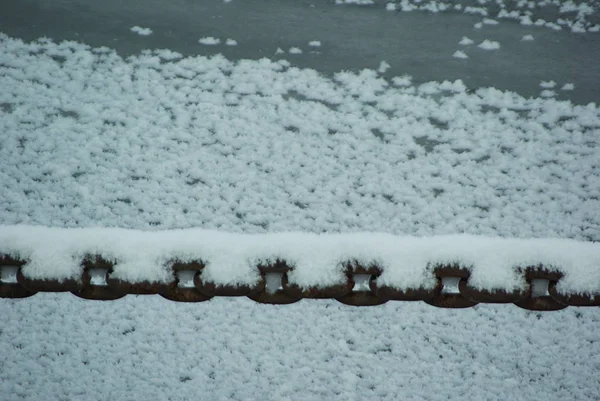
[
  {"left": 130, "top": 26, "right": 152, "bottom": 36},
  {"left": 198, "top": 37, "right": 221, "bottom": 45},
  {"left": 478, "top": 39, "right": 501, "bottom": 50}
]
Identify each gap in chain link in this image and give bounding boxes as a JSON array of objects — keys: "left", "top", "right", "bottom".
[
  {"left": 88, "top": 268, "right": 109, "bottom": 286},
  {"left": 531, "top": 278, "right": 550, "bottom": 297},
  {"left": 265, "top": 272, "right": 284, "bottom": 294},
  {"left": 0, "top": 265, "right": 19, "bottom": 284},
  {"left": 176, "top": 270, "right": 196, "bottom": 288},
  {"left": 352, "top": 274, "right": 372, "bottom": 292},
  {"left": 440, "top": 276, "right": 461, "bottom": 294}
]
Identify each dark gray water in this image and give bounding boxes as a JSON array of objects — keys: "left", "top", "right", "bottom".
[{"left": 1, "top": 0, "right": 599, "bottom": 103}]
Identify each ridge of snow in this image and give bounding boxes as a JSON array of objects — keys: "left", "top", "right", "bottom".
[{"left": 1, "top": 226, "right": 599, "bottom": 294}]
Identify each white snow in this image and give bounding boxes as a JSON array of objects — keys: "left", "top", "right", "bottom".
[
  {"left": 2, "top": 226, "right": 599, "bottom": 293},
  {"left": 377, "top": 60, "right": 391, "bottom": 73},
  {"left": 308, "top": 40, "right": 322, "bottom": 47},
  {"left": 275, "top": 47, "right": 285, "bottom": 54},
  {"left": 478, "top": 39, "right": 501, "bottom": 50},
  {"left": 540, "top": 80, "right": 556, "bottom": 89},
  {"left": 2, "top": 295, "right": 598, "bottom": 401},
  {"left": 521, "top": 34, "right": 535, "bottom": 41},
  {"left": 288, "top": 47, "right": 303, "bottom": 54},
  {"left": 453, "top": 50, "right": 469, "bottom": 59},
  {"left": 458, "top": 36, "right": 474, "bottom": 45},
  {"left": 0, "top": 34, "right": 598, "bottom": 242},
  {"left": 391, "top": 74, "right": 412, "bottom": 86},
  {"left": 561, "top": 83, "right": 575, "bottom": 91},
  {"left": 540, "top": 90, "right": 556, "bottom": 98},
  {"left": 1, "top": 32, "right": 600, "bottom": 401},
  {"left": 225, "top": 38, "right": 238, "bottom": 46},
  {"left": 335, "top": 0, "right": 600, "bottom": 33},
  {"left": 474, "top": 22, "right": 483, "bottom": 29},
  {"left": 130, "top": 26, "right": 152, "bottom": 36},
  {"left": 198, "top": 36, "right": 221, "bottom": 45}
]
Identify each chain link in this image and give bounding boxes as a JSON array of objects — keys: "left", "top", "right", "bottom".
[{"left": 0, "top": 254, "right": 596, "bottom": 310}]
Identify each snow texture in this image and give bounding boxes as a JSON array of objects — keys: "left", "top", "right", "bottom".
[
  {"left": 458, "top": 36, "right": 474, "bottom": 45},
  {"left": 540, "top": 80, "right": 557, "bottom": 89},
  {"left": 0, "top": 34, "right": 599, "bottom": 242},
  {"left": 308, "top": 41, "right": 322, "bottom": 47},
  {"left": 521, "top": 34, "right": 535, "bottom": 41},
  {"left": 540, "top": 90, "right": 557, "bottom": 98},
  {"left": 453, "top": 50, "right": 468, "bottom": 59},
  {"left": 377, "top": 60, "right": 391, "bottom": 73},
  {"left": 225, "top": 39, "right": 238, "bottom": 46},
  {"left": 130, "top": 26, "right": 152, "bottom": 36},
  {"left": 198, "top": 37, "right": 221, "bottom": 45},
  {"left": 562, "top": 83, "right": 576, "bottom": 91},
  {"left": 478, "top": 39, "right": 501, "bottom": 50},
  {"left": 288, "top": 47, "right": 303, "bottom": 54},
  {"left": 2, "top": 225, "right": 599, "bottom": 293},
  {"left": 339, "top": 0, "right": 600, "bottom": 33},
  {"left": 2, "top": 295, "right": 600, "bottom": 401},
  {"left": 1, "top": 31, "right": 600, "bottom": 401},
  {"left": 483, "top": 18, "right": 499, "bottom": 25}
]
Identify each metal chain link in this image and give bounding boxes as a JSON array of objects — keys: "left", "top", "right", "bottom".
[{"left": 1, "top": 254, "right": 596, "bottom": 310}]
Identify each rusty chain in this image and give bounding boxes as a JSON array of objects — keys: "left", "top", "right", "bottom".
[{"left": 1, "top": 254, "right": 599, "bottom": 310}]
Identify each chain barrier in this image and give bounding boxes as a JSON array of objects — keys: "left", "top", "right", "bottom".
[{"left": 1, "top": 254, "right": 596, "bottom": 310}]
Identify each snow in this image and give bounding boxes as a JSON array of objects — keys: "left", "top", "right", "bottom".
[
  {"left": 1, "top": 34, "right": 598, "bottom": 242},
  {"left": 198, "top": 36, "right": 221, "bottom": 45},
  {"left": 336, "top": 0, "right": 600, "bottom": 33},
  {"left": 130, "top": 26, "right": 152, "bottom": 36},
  {"left": 308, "top": 40, "right": 322, "bottom": 47},
  {"left": 377, "top": 60, "right": 390, "bottom": 73},
  {"left": 225, "top": 38, "right": 238, "bottom": 46},
  {"left": 478, "top": 39, "right": 501, "bottom": 50},
  {"left": 453, "top": 50, "right": 469, "bottom": 59},
  {"left": 521, "top": 34, "right": 535, "bottom": 41},
  {"left": 483, "top": 18, "right": 499, "bottom": 25},
  {"left": 458, "top": 36, "right": 474, "bottom": 45},
  {"left": 1, "top": 30, "right": 600, "bottom": 401},
  {"left": 2, "top": 295, "right": 599, "bottom": 401},
  {"left": 288, "top": 47, "right": 303, "bottom": 54},
  {"left": 2, "top": 226, "right": 599, "bottom": 293},
  {"left": 540, "top": 90, "right": 556, "bottom": 98},
  {"left": 540, "top": 80, "right": 557, "bottom": 89},
  {"left": 562, "top": 83, "right": 576, "bottom": 91}
]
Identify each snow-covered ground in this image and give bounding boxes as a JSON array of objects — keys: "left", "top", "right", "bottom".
[{"left": 1, "top": 1, "right": 600, "bottom": 399}]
